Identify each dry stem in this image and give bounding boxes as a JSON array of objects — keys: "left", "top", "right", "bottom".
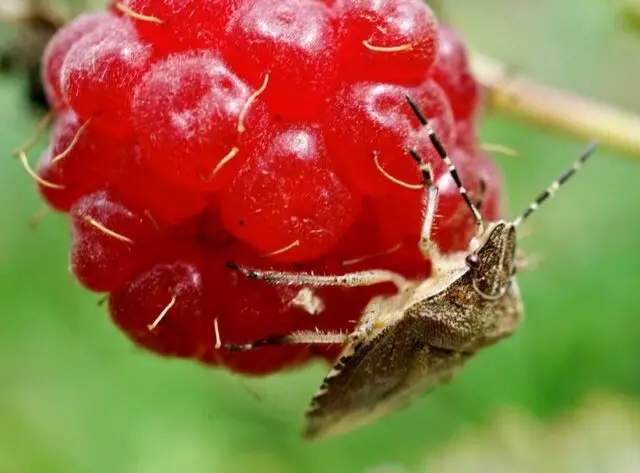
[{"left": 470, "top": 52, "right": 640, "bottom": 160}]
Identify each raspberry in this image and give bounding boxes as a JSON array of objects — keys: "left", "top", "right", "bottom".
[
  {"left": 198, "top": 205, "right": 234, "bottom": 246},
  {"left": 34, "top": 111, "right": 135, "bottom": 212},
  {"left": 41, "top": 11, "right": 115, "bottom": 111},
  {"left": 431, "top": 24, "right": 480, "bottom": 120},
  {"left": 220, "top": 123, "right": 361, "bottom": 262},
  {"left": 29, "top": 0, "right": 502, "bottom": 376},
  {"left": 334, "top": 0, "right": 438, "bottom": 83},
  {"left": 51, "top": 110, "right": 133, "bottom": 188},
  {"left": 325, "top": 79, "right": 454, "bottom": 195},
  {"left": 455, "top": 117, "right": 478, "bottom": 152},
  {"left": 70, "top": 190, "right": 159, "bottom": 292},
  {"left": 431, "top": 147, "right": 498, "bottom": 253},
  {"left": 223, "top": 0, "right": 338, "bottom": 118},
  {"left": 115, "top": 151, "right": 207, "bottom": 226},
  {"left": 201, "top": 244, "right": 313, "bottom": 375},
  {"left": 60, "top": 16, "right": 153, "bottom": 136},
  {"left": 116, "top": 0, "right": 239, "bottom": 53},
  {"left": 473, "top": 150, "right": 503, "bottom": 222},
  {"left": 35, "top": 146, "right": 83, "bottom": 212},
  {"left": 109, "top": 242, "right": 215, "bottom": 358},
  {"left": 131, "top": 51, "right": 267, "bottom": 191}
]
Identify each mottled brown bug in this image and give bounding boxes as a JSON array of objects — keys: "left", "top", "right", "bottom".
[{"left": 223, "top": 96, "right": 597, "bottom": 440}]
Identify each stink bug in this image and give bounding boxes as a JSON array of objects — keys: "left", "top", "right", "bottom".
[{"left": 221, "top": 96, "right": 597, "bottom": 439}]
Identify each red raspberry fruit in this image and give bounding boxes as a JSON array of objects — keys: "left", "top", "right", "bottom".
[
  {"left": 131, "top": 51, "right": 267, "bottom": 191},
  {"left": 432, "top": 24, "right": 481, "bottom": 120},
  {"left": 114, "top": 0, "right": 239, "bottom": 53},
  {"left": 29, "top": 1, "right": 499, "bottom": 376},
  {"left": 60, "top": 17, "right": 153, "bottom": 136},
  {"left": 220, "top": 123, "right": 361, "bottom": 262},
  {"left": 201, "top": 243, "right": 314, "bottom": 375},
  {"left": 223, "top": 0, "right": 338, "bottom": 118},
  {"left": 109, "top": 242, "right": 215, "bottom": 358},
  {"left": 35, "top": 111, "right": 135, "bottom": 212},
  {"left": 455, "top": 117, "right": 478, "bottom": 152},
  {"left": 41, "top": 11, "right": 115, "bottom": 111},
  {"left": 51, "top": 111, "right": 133, "bottom": 188},
  {"left": 325, "top": 79, "right": 454, "bottom": 195},
  {"left": 36, "top": 146, "right": 82, "bottom": 212},
  {"left": 70, "top": 190, "right": 159, "bottom": 292},
  {"left": 334, "top": 0, "right": 438, "bottom": 83},
  {"left": 115, "top": 152, "right": 208, "bottom": 226}
]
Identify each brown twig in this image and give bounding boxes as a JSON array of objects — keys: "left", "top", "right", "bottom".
[
  {"left": 470, "top": 52, "right": 640, "bottom": 160},
  {"left": 0, "top": 0, "right": 67, "bottom": 27}
]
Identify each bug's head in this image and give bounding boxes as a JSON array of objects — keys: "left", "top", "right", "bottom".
[{"left": 466, "top": 221, "right": 517, "bottom": 300}]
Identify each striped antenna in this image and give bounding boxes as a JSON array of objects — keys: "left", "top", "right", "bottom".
[
  {"left": 405, "top": 95, "right": 485, "bottom": 236},
  {"left": 513, "top": 141, "right": 598, "bottom": 227}
]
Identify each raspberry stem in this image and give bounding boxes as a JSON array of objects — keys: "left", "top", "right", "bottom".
[
  {"left": 260, "top": 240, "right": 301, "bottom": 257},
  {"left": 214, "top": 318, "right": 222, "bottom": 349},
  {"left": 373, "top": 152, "right": 423, "bottom": 190},
  {"left": 470, "top": 51, "right": 640, "bottom": 161},
  {"left": 362, "top": 40, "right": 414, "bottom": 52},
  {"left": 237, "top": 74, "right": 269, "bottom": 134},
  {"left": 114, "top": 2, "right": 165, "bottom": 24},
  {"left": 12, "top": 111, "right": 54, "bottom": 157},
  {"left": 17, "top": 151, "right": 64, "bottom": 189},
  {"left": 84, "top": 216, "right": 135, "bottom": 244},
  {"left": 147, "top": 295, "right": 176, "bottom": 331},
  {"left": 200, "top": 147, "right": 240, "bottom": 183},
  {"left": 51, "top": 116, "right": 93, "bottom": 164}
]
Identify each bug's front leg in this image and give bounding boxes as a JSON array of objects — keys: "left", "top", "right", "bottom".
[{"left": 227, "top": 261, "right": 410, "bottom": 292}]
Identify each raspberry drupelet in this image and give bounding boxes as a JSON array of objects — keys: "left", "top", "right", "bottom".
[{"left": 27, "top": 0, "right": 500, "bottom": 375}]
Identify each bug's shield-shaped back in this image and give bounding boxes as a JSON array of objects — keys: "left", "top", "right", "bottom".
[{"left": 303, "top": 313, "right": 469, "bottom": 440}]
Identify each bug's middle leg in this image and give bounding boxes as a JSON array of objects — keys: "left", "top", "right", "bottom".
[{"left": 221, "top": 330, "right": 349, "bottom": 352}]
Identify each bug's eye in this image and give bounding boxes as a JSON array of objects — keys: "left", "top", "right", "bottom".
[{"left": 466, "top": 254, "right": 480, "bottom": 269}]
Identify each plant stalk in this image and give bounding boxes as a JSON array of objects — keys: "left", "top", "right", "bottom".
[{"left": 470, "top": 52, "right": 640, "bottom": 160}]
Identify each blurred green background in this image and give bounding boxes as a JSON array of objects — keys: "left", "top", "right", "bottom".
[{"left": 1, "top": 1, "right": 639, "bottom": 472}]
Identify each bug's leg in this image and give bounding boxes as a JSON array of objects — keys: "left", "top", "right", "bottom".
[
  {"left": 217, "top": 300, "right": 387, "bottom": 352},
  {"left": 405, "top": 148, "right": 444, "bottom": 266},
  {"left": 222, "top": 330, "right": 349, "bottom": 352},
  {"left": 227, "top": 261, "right": 410, "bottom": 292}
]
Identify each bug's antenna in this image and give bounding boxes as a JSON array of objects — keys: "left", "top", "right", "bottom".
[
  {"left": 513, "top": 141, "right": 598, "bottom": 227},
  {"left": 405, "top": 95, "right": 485, "bottom": 236}
]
